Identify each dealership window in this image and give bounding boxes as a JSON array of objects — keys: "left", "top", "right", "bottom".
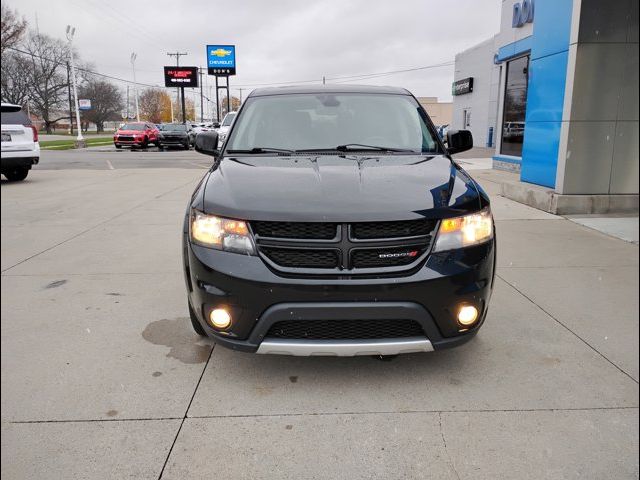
[{"left": 500, "top": 55, "right": 529, "bottom": 157}]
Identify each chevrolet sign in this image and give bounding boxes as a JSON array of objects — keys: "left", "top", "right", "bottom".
[{"left": 207, "top": 44, "right": 236, "bottom": 76}]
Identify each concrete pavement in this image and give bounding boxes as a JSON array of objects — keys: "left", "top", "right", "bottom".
[{"left": 1, "top": 153, "right": 638, "bottom": 479}]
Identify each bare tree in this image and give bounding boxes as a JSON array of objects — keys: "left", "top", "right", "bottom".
[
  {"left": 0, "top": 52, "right": 31, "bottom": 106},
  {"left": 22, "top": 32, "right": 73, "bottom": 133},
  {"left": 78, "top": 79, "right": 123, "bottom": 132},
  {"left": 1, "top": 4, "right": 27, "bottom": 56}
]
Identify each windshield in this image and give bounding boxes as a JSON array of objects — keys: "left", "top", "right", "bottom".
[
  {"left": 226, "top": 94, "right": 440, "bottom": 153},
  {"left": 161, "top": 124, "right": 187, "bottom": 132},
  {"left": 221, "top": 113, "right": 236, "bottom": 127},
  {"left": 120, "top": 124, "right": 145, "bottom": 131}
]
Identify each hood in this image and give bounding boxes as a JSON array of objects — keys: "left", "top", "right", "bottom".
[
  {"left": 201, "top": 154, "right": 482, "bottom": 222},
  {"left": 116, "top": 130, "right": 145, "bottom": 135},
  {"left": 160, "top": 130, "right": 188, "bottom": 136}
]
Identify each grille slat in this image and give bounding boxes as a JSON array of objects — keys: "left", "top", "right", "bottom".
[
  {"left": 266, "top": 319, "right": 424, "bottom": 340},
  {"left": 252, "top": 221, "right": 337, "bottom": 240},
  {"left": 351, "top": 219, "right": 436, "bottom": 239},
  {"left": 261, "top": 247, "right": 339, "bottom": 269}
]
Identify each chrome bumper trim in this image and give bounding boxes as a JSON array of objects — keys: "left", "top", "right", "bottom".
[{"left": 256, "top": 337, "right": 433, "bottom": 356}]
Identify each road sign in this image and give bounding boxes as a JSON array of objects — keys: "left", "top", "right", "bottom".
[
  {"left": 79, "top": 99, "right": 92, "bottom": 110},
  {"left": 164, "top": 66, "right": 199, "bottom": 88},
  {"left": 207, "top": 45, "right": 236, "bottom": 76}
]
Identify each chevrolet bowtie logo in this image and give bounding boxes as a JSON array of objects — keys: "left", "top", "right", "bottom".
[{"left": 210, "top": 48, "right": 232, "bottom": 57}]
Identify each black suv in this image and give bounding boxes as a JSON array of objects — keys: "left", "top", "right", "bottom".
[{"left": 183, "top": 85, "right": 495, "bottom": 356}]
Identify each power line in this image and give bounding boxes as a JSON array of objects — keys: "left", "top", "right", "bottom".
[
  {"left": 6, "top": 46, "right": 163, "bottom": 89},
  {"left": 7, "top": 45, "right": 454, "bottom": 95},
  {"left": 231, "top": 61, "right": 454, "bottom": 88}
]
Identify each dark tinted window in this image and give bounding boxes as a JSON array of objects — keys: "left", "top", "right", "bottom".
[
  {"left": 1, "top": 108, "right": 31, "bottom": 126},
  {"left": 500, "top": 55, "right": 529, "bottom": 157}
]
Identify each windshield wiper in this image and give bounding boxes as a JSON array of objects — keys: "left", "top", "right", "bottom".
[
  {"left": 226, "top": 147, "right": 295, "bottom": 154},
  {"left": 335, "top": 144, "right": 417, "bottom": 153},
  {"left": 296, "top": 144, "right": 417, "bottom": 153}
]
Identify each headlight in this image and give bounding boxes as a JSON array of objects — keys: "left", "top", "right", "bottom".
[
  {"left": 190, "top": 210, "right": 255, "bottom": 255},
  {"left": 433, "top": 207, "right": 493, "bottom": 252}
]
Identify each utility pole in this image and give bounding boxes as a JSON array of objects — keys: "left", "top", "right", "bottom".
[
  {"left": 130, "top": 53, "right": 140, "bottom": 121},
  {"left": 167, "top": 52, "right": 188, "bottom": 123},
  {"left": 65, "top": 25, "right": 84, "bottom": 146},
  {"left": 199, "top": 68, "right": 204, "bottom": 123},
  {"left": 66, "top": 61, "right": 74, "bottom": 135},
  {"left": 126, "top": 85, "right": 130, "bottom": 120}
]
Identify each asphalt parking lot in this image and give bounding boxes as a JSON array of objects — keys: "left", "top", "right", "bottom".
[{"left": 1, "top": 148, "right": 638, "bottom": 479}]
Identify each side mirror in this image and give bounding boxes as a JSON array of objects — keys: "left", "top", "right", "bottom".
[
  {"left": 446, "top": 130, "right": 473, "bottom": 155},
  {"left": 195, "top": 130, "right": 220, "bottom": 157}
]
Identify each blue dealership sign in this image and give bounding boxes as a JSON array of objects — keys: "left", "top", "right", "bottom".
[{"left": 207, "top": 45, "right": 236, "bottom": 76}]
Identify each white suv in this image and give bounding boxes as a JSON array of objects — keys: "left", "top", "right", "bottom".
[{"left": 1, "top": 103, "right": 40, "bottom": 181}]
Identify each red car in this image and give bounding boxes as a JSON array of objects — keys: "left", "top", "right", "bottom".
[{"left": 114, "top": 122, "right": 159, "bottom": 148}]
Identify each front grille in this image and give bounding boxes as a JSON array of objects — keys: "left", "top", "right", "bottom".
[
  {"left": 352, "top": 245, "right": 428, "bottom": 268},
  {"left": 253, "top": 220, "right": 437, "bottom": 273},
  {"left": 118, "top": 135, "right": 134, "bottom": 141},
  {"left": 261, "top": 247, "right": 339, "bottom": 268},
  {"left": 351, "top": 219, "right": 436, "bottom": 239},
  {"left": 266, "top": 319, "right": 425, "bottom": 340},
  {"left": 252, "top": 221, "right": 337, "bottom": 240}
]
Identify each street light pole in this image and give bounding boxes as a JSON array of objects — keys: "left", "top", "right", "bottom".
[
  {"left": 65, "top": 25, "right": 84, "bottom": 145},
  {"left": 130, "top": 53, "right": 140, "bottom": 122}
]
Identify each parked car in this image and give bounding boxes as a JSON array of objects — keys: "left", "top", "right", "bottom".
[
  {"left": 113, "top": 122, "right": 159, "bottom": 148},
  {"left": 183, "top": 85, "right": 495, "bottom": 357},
  {"left": 215, "top": 111, "right": 237, "bottom": 144},
  {"left": 188, "top": 123, "right": 213, "bottom": 145},
  {"left": 1, "top": 103, "right": 39, "bottom": 181},
  {"left": 158, "top": 123, "right": 192, "bottom": 149}
]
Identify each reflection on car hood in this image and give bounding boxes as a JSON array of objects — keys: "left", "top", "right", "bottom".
[
  {"left": 202, "top": 154, "right": 482, "bottom": 222},
  {"left": 116, "top": 130, "right": 144, "bottom": 135}
]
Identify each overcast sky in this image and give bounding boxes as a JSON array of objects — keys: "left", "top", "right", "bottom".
[{"left": 9, "top": 0, "right": 501, "bottom": 102}]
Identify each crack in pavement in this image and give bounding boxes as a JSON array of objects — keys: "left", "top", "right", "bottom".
[
  {"left": 439, "top": 412, "right": 461, "bottom": 480},
  {"left": 9, "top": 405, "right": 638, "bottom": 424},
  {"left": 157, "top": 343, "right": 215, "bottom": 480},
  {"left": 496, "top": 274, "right": 639, "bottom": 385}
]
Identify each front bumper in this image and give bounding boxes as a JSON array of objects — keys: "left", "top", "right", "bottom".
[
  {"left": 158, "top": 138, "right": 189, "bottom": 146},
  {"left": 184, "top": 229, "right": 496, "bottom": 354}
]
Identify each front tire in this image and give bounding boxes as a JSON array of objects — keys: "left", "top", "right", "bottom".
[
  {"left": 3, "top": 168, "right": 29, "bottom": 181},
  {"left": 141, "top": 137, "right": 149, "bottom": 149},
  {"left": 189, "top": 302, "right": 207, "bottom": 336}
]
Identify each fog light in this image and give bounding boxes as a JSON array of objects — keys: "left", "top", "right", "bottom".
[
  {"left": 457, "top": 305, "right": 479, "bottom": 326},
  {"left": 209, "top": 308, "right": 231, "bottom": 329}
]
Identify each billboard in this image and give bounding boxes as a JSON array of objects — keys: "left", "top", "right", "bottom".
[
  {"left": 164, "top": 66, "right": 199, "bottom": 88},
  {"left": 78, "top": 99, "right": 92, "bottom": 110},
  {"left": 207, "top": 45, "right": 236, "bottom": 76}
]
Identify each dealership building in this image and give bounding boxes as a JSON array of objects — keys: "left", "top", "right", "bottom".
[{"left": 452, "top": 0, "right": 638, "bottom": 213}]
